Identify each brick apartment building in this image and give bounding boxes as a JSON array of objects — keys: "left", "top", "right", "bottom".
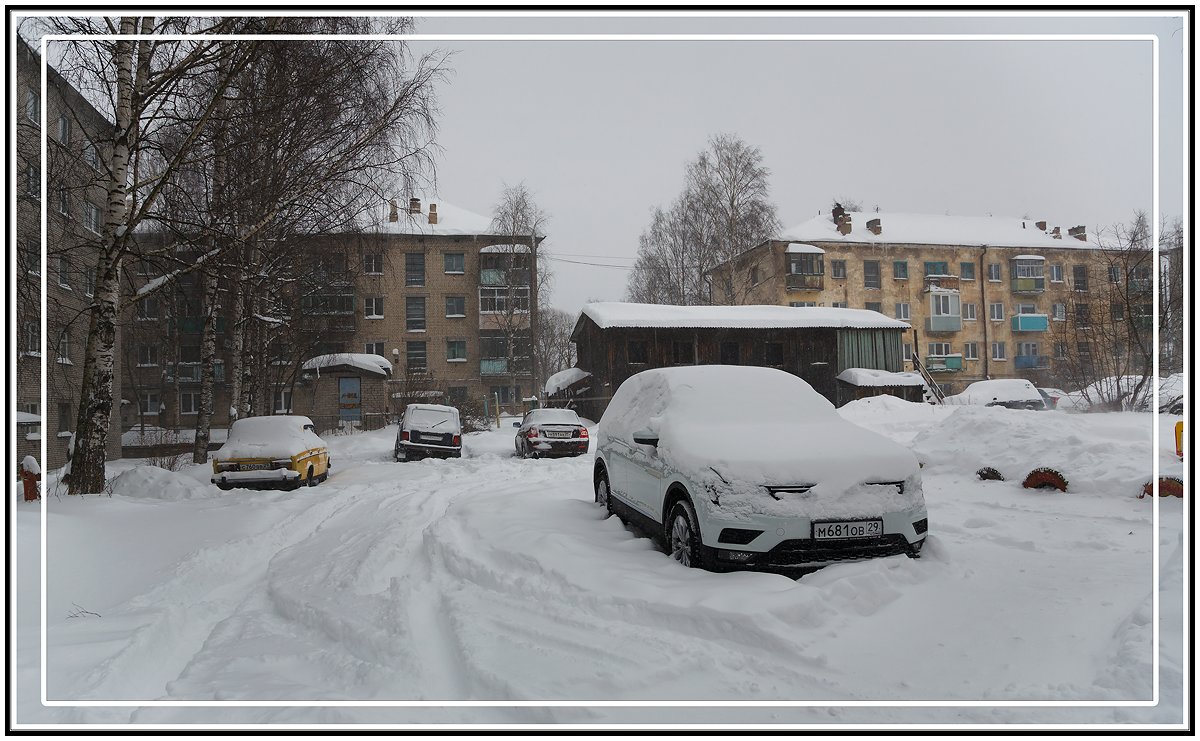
[
  {"left": 710, "top": 208, "right": 1154, "bottom": 396},
  {"left": 15, "top": 37, "right": 122, "bottom": 471}
]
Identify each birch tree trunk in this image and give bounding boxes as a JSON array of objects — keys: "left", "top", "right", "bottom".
[{"left": 68, "top": 18, "right": 136, "bottom": 495}]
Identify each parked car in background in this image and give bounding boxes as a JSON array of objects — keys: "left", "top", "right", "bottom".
[
  {"left": 1036, "top": 387, "right": 1068, "bottom": 410},
  {"left": 395, "top": 404, "right": 462, "bottom": 461},
  {"left": 212, "top": 415, "right": 330, "bottom": 491},
  {"left": 944, "top": 379, "right": 1046, "bottom": 410},
  {"left": 593, "top": 366, "right": 928, "bottom": 572},
  {"left": 515, "top": 408, "right": 590, "bottom": 458}
]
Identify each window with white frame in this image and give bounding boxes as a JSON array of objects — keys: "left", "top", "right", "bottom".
[
  {"left": 56, "top": 332, "right": 71, "bottom": 363},
  {"left": 928, "top": 342, "right": 951, "bottom": 357},
  {"left": 83, "top": 140, "right": 99, "bottom": 169},
  {"left": 1054, "top": 342, "right": 1068, "bottom": 359},
  {"left": 140, "top": 391, "right": 160, "bottom": 415},
  {"left": 25, "top": 90, "right": 39, "bottom": 122},
  {"left": 1016, "top": 303, "right": 1038, "bottom": 315},
  {"left": 1049, "top": 264, "right": 1063, "bottom": 282},
  {"left": 364, "top": 253, "right": 383, "bottom": 274},
  {"left": 406, "top": 296, "right": 426, "bottom": 330},
  {"left": 138, "top": 345, "right": 159, "bottom": 366},
  {"left": 991, "top": 341, "right": 1006, "bottom": 360},
  {"left": 18, "top": 401, "right": 40, "bottom": 436},
  {"left": 57, "top": 115, "right": 70, "bottom": 144},
  {"left": 1052, "top": 303, "right": 1066, "bottom": 321},
  {"left": 1072, "top": 264, "right": 1089, "bottom": 291},
  {"left": 57, "top": 185, "right": 69, "bottom": 215},
  {"left": 365, "top": 341, "right": 384, "bottom": 356},
  {"left": 85, "top": 268, "right": 95, "bottom": 297},
  {"left": 902, "top": 343, "right": 913, "bottom": 361},
  {"left": 22, "top": 322, "right": 39, "bottom": 354},
  {"left": 894, "top": 302, "right": 910, "bottom": 320},
  {"left": 479, "top": 286, "right": 530, "bottom": 313},
  {"left": 180, "top": 391, "right": 201, "bottom": 415},
  {"left": 444, "top": 252, "right": 465, "bottom": 274},
  {"left": 962, "top": 302, "right": 977, "bottom": 321},
  {"left": 446, "top": 339, "right": 467, "bottom": 361},
  {"left": 273, "top": 388, "right": 293, "bottom": 413},
  {"left": 963, "top": 342, "right": 979, "bottom": 360},
  {"left": 1108, "top": 265, "right": 1121, "bottom": 284},
  {"left": 1018, "top": 342, "right": 1039, "bottom": 359},
  {"left": 83, "top": 202, "right": 101, "bottom": 234},
  {"left": 989, "top": 303, "right": 1004, "bottom": 321},
  {"left": 830, "top": 300, "right": 848, "bottom": 308},
  {"left": 790, "top": 301, "right": 817, "bottom": 307},
  {"left": 831, "top": 260, "right": 847, "bottom": 279},
  {"left": 987, "top": 263, "right": 1001, "bottom": 281},
  {"left": 57, "top": 256, "right": 70, "bottom": 288},
  {"left": 931, "top": 293, "right": 957, "bottom": 316},
  {"left": 364, "top": 296, "right": 384, "bottom": 318},
  {"left": 445, "top": 295, "right": 466, "bottom": 317}
]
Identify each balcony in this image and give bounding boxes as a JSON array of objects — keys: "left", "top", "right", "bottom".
[
  {"left": 923, "top": 275, "right": 960, "bottom": 292},
  {"left": 1011, "top": 314, "right": 1049, "bottom": 332},
  {"left": 925, "top": 354, "right": 963, "bottom": 372},
  {"left": 165, "top": 362, "right": 225, "bottom": 383},
  {"left": 480, "top": 358, "right": 508, "bottom": 376},
  {"left": 785, "top": 273, "right": 824, "bottom": 291},
  {"left": 1014, "top": 354, "right": 1050, "bottom": 370},
  {"left": 174, "top": 317, "right": 228, "bottom": 334},
  {"left": 1128, "top": 279, "right": 1153, "bottom": 294},
  {"left": 925, "top": 315, "right": 962, "bottom": 333},
  {"left": 1010, "top": 277, "right": 1046, "bottom": 294},
  {"left": 480, "top": 269, "right": 531, "bottom": 287}
]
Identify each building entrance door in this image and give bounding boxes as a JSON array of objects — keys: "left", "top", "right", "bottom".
[{"left": 338, "top": 377, "right": 362, "bottom": 424}]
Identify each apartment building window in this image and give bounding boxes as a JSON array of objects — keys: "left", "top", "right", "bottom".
[
  {"left": 405, "top": 252, "right": 425, "bottom": 286},
  {"left": 181, "top": 391, "right": 201, "bottom": 415},
  {"left": 1108, "top": 265, "right": 1121, "bottom": 284},
  {"left": 863, "top": 260, "right": 881, "bottom": 289},
  {"left": 19, "top": 402, "right": 40, "bottom": 436},
  {"left": 56, "top": 332, "right": 72, "bottom": 363},
  {"left": 831, "top": 260, "right": 847, "bottom": 279},
  {"left": 180, "top": 345, "right": 202, "bottom": 364},
  {"left": 490, "top": 386, "right": 514, "bottom": 405},
  {"left": 25, "top": 164, "right": 39, "bottom": 198},
  {"left": 988, "top": 303, "right": 1004, "bottom": 321},
  {"left": 749, "top": 266, "right": 760, "bottom": 285},
  {"left": 1016, "top": 303, "right": 1038, "bottom": 315},
  {"left": 893, "top": 261, "right": 908, "bottom": 280},
  {"left": 1077, "top": 341, "right": 1092, "bottom": 356},
  {"left": 991, "top": 342, "right": 1006, "bottom": 361},
  {"left": 1049, "top": 264, "right": 1064, "bottom": 282},
  {"left": 987, "top": 263, "right": 1001, "bottom": 282},
  {"left": 25, "top": 91, "right": 39, "bottom": 122},
  {"left": 932, "top": 294, "right": 955, "bottom": 316},
  {"left": 446, "top": 339, "right": 467, "bottom": 361},
  {"left": 84, "top": 202, "right": 101, "bottom": 234},
  {"left": 865, "top": 301, "right": 882, "bottom": 313},
  {"left": 962, "top": 302, "right": 977, "bottom": 321},
  {"left": 273, "top": 388, "right": 293, "bottom": 414},
  {"left": 57, "top": 256, "right": 71, "bottom": 288},
  {"left": 963, "top": 342, "right": 979, "bottom": 360},
  {"left": 960, "top": 261, "right": 976, "bottom": 280},
  {"left": 928, "top": 342, "right": 951, "bottom": 357},
  {"left": 406, "top": 341, "right": 427, "bottom": 372},
  {"left": 1052, "top": 303, "right": 1066, "bottom": 321},
  {"left": 1072, "top": 265, "right": 1089, "bottom": 291},
  {"left": 902, "top": 343, "right": 913, "bottom": 362},
  {"left": 789, "top": 253, "right": 822, "bottom": 275},
  {"left": 136, "top": 296, "right": 158, "bottom": 320},
  {"left": 84, "top": 268, "right": 96, "bottom": 297},
  {"left": 764, "top": 342, "right": 784, "bottom": 367},
  {"left": 22, "top": 323, "right": 39, "bottom": 355},
  {"left": 21, "top": 241, "right": 40, "bottom": 275},
  {"left": 139, "top": 391, "right": 160, "bottom": 415},
  {"left": 363, "top": 253, "right": 383, "bottom": 274},
  {"left": 628, "top": 340, "right": 648, "bottom": 364},
  {"left": 138, "top": 345, "right": 159, "bottom": 367},
  {"left": 671, "top": 340, "right": 694, "bottom": 365},
  {"left": 445, "top": 295, "right": 466, "bottom": 317},
  {"left": 790, "top": 301, "right": 817, "bottom": 307},
  {"left": 1054, "top": 342, "right": 1068, "bottom": 360},
  {"left": 57, "top": 114, "right": 71, "bottom": 145},
  {"left": 364, "top": 296, "right": 384, "bottom": 319},
  {"left": 1110, "top": 303, "right": 1124, "bottom": 322},
  {"left": 923, "top": 261, "right": 949, "bottom": 277},
  {"left": 1074, "top": 303, "right": 1091, "bottom": 327},
  {"left": 479, "top": 286, "right": 530, "bottom": 313},
  {"left": 365, "top": 341, "right": 384, "bottom": 356},
  {"left": 444, "top": 252, "right": 465, "bottom": 274},
  {"left": 136, "top": 259, "right": 157, "bottom": 276},
  {"left": 894, "top": 302, "right": 911, "bottom": 320},
  {"left": 405, "top": 296, "right": 425, "bottom": 330},
  {"left": 57, "top": 185, "right": 69, "bottom": 215},
  {"left": 83, "top": 140, "right": 100, "bottom": 170},
  {"left": 59, "top": 402, "right": 73, "bottom": 433},
  {"left": 830, "top": 301, "right": 848, "bottom": 308}
]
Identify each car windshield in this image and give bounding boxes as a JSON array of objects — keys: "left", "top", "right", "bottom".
[{"left": 528, "top": 409, "right": 580, "bottom": 426}]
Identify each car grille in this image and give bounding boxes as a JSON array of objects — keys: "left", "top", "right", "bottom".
[{"left": 760, "top": 534, "right": 914, "bottom": 566}]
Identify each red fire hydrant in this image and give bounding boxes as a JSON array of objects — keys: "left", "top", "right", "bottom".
[{"left": 20, "top": 456, "right": 40, "bottom": 502}]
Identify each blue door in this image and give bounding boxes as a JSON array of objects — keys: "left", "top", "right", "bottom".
[{"left": 338, "top": 377, "right": 362, "bottom": 423}]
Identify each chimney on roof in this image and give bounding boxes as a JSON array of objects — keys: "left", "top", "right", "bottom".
[
  {"left": 1050, "top": 226, "right": 1062, "bottom": 239},
  {"left": 837, "top": 213, "right": 852, "bottom": 236},
  {"left": 428, "top": 203, "right": 438, "bottom": 225},
  {"left": 388, "top": 199, "right": 399, "bottom": 223},
  {"left": 1068, "top": 225, "right": 1087, "bottom": 241},
  {"left": 831, "top": 203, "right": 846, "bottom": 225},
  {"left": 866, "top": 217, "right": 882, "bottom": 236},
  {"left": 409, "top": 197, "right": 421, "bottom": 214},
  {"left": 1035, "top": 220, "right": 1047, "bottom": 231}
]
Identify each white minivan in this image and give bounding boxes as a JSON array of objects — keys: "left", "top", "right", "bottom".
[{"left": 593, "top": 366, "right": 928, "bottom": 572}]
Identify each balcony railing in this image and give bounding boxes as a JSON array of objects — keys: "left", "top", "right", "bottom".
[
  {"left": 1014, "top": 354, "right": 1050, "bottom": 370},
  {"left": 1011, "top": 314, "right": 1049, "bottom": 332},
  {"left": 785, "top": 273, "right": 824, "bottom": 291},
  {"left": 1011, "top": 276, "right": 1046, "bottom": 294},
  {"left": 925, "top": 315, "right": 962, "bottom": 333},
  {"left": 480, "top": 358, "right": 508, "bottom": 376},
  {"left": 480, "top": 269, "right": 532, "bottom": 287},
  {"left": 165, "top": 362, "right": 225, "bottom": 383},
  {"left": 924, "top": 354, "right": 963, "bottom": 372},
  {"left": 923, "top": 275, "right": 960, "bottom": 292}
]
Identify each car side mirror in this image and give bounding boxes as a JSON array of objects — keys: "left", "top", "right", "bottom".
[
  {"left": 632, "top": 429, "right": 659, "bottom": 447},
  {"left": 513, "top": 421, "right": 522, "bottom": 428}
]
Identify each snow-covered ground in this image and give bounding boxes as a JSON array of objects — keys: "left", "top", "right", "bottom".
[{"left": 12, "top": 401, "right": 1187, "bottom": 729}]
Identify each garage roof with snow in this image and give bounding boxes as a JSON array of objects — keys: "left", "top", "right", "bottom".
[
  {"left": 577, "top": 303, "right": 910, "bottom": 332},
  {"left": 302, "top": 353, "right": 392, "bottom": 377},
  {"left": 783, "top": 212, "right": 1100, "bottom": 249}
]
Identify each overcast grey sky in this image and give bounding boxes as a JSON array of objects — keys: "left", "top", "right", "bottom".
[{"left": 409, "top": 13, "right": 1187, "bottom": 315}]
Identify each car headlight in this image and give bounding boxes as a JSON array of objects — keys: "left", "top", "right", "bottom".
[{"left": 271, "top": 459, "right": 294, "bottom": 470}]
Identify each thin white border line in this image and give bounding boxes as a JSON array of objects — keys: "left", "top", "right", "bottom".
[
  {"left": 30, "top": 28, "right": 1170, "bottom": 713},
  {"left": 16, "top": 10, "right": 1193, "bottom": 19},
  {"left": 10, "top": 721, "right": 1196, "bottom": 731},
  {"left": 39, "top": 31, "right": 49, "bottom": 715},
  {"left": 1150, "top": 28, "right": 1160, "bottom": 710}
]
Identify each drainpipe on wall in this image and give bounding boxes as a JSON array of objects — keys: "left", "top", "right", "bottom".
[{"left": 980, "top": 245, "right": 990, "bottom": 380}]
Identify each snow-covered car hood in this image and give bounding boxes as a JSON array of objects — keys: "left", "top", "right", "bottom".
[{"left": 214, "top": 416, "right": 325, "bottom": 461}]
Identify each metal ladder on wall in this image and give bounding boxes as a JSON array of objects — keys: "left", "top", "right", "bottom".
[{"left": 910, "top": 329, "right": 946, "bottom": 404}]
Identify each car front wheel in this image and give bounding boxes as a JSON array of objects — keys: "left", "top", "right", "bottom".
[
  {"left": 594, "top": 470, "right": 612, "bottom": 513},
  {"left": 666, "top": 499, "right": 703, "bottom": 568}
]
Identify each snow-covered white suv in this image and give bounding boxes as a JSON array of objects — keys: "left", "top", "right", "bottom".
[{"left": 593, "top": 366, "right": 928, "bottom": 572}]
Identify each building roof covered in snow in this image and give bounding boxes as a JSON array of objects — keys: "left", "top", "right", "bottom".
[
  {"left": 302, "top": 353, "right": 392, "bottom": 377},
  {"left": 576, "top": 303, "right": 910, "bottom": 332},
  {"left": 782, "top": 212, "right": 1101, "bottom": 250},
  {"left": 544, "top": 367, "right": 591, "bottom": 396},
  {"left": 359, "top": 193, "right": 496, "bottom": 237}
]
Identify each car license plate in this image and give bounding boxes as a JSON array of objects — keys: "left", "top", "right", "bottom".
[
  {"left": 241, "top": 463, "right": 271, "bottom": 471},
  {"left": 812, "top": 519, "right": 883, "bottom": 540},
  {"left": 545, "top": 430, "right": 571, "bottom": 438},
  {"left": 421, "top": 434, "right": 443, "bottom": 442}
]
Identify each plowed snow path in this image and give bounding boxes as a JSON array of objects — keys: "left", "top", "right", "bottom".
[{"left": 25, "top": 415, "right": 1180, "bottom": 724}]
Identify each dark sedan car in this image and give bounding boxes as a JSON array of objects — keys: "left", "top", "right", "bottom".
[{"left": 515, "top": 408, "right": 589, "bottom": 459}]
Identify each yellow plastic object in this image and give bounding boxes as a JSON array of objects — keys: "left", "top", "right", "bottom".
[{"left": 1177, "top": 421, "right": 1184, "bottom": 460}]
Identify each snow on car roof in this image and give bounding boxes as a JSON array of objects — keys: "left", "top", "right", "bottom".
[
  {"left": 214, "top": 415, "right": 324, "bottom": 461},
  {"left": 783, "top": 211, "right": 1101, "bottom": 250},
  {"left": 302, "top": 353, "right": 391, "bottom": 377},
  {"left": 579, "top": 303, "right": 909, "bottom": 331},
  {"left": 544, "top": 367, "right": 591, "bottom": 396},
  {"left": 837, "top": 368, "right": 926, "bottom": 387},
  {"left": 527, "top": 408, "right": 582, "bottom": 425},
  {"left": 947, "top": 379, "right": 1042, "bottom": 405}
]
